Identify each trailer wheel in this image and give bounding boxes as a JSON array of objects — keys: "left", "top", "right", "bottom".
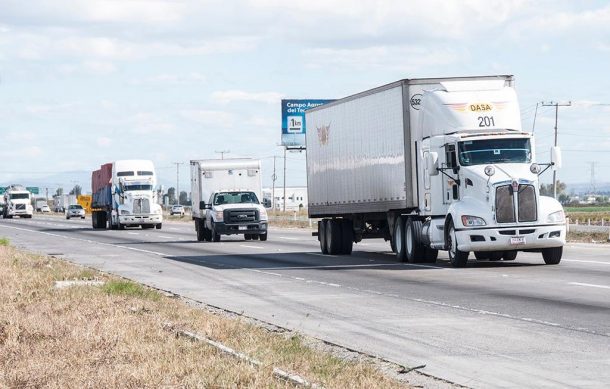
[
  {"left": 318, "top": 220, "right": 328, "bottom": 254},
  {"left": 503, "top": 251, "right": 518, "bottom": 261},
  {"left": 542, "top": 247, "right": 562, "bottom": 265},
  {"left": 326, "top": 219, "right": 343, "bottom": 255},
  {"left": 340, "top": 219, "right": 354, "bottom": 255},
  {"left": 196, "top": 220, "right": 206, "bottom": 241},
  {"left": 394, "top": 217, "right": 407, "bottom": 262},
  {"left": 405, "top": 218, "right": 425, "bottom": 263},
  {"left": 447, "top": 219, "right": 469, "bottom": 267}
]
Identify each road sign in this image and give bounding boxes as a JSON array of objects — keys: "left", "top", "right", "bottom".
[{"left": 26, "top": 187, "right": 39, "bottom": 195}]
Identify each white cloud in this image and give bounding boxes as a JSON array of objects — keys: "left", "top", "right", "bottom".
[
  {"left": 96, "top": 137, "right": 112, "bottom": 147},
  {"left": 82, "top": 60, "right": 117, "bottom": 74},
  {"left": 129, "top": 72, "right": 207, "bottom": 86},
  {"left": 303, "top": 45, "right": 461, "bottom": 71},
  {"left": 130, "top": 112, "right": 177, "bottom": 134},
  {"left": 180, "top": 109, "right": 235, "bottom": 127},
  {"left": 211, "top": 90, "right": 284, "bottom": 104}
]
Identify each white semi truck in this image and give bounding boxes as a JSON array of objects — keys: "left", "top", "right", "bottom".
[
  {"left": 91, "top": 160, "right": 163, "bottom": 229},
  {"left": 2, "top": 185, "right": 34, "bottom": 218},
  {"left": 190, "top": 159, "right": 268, "bottom": 242},
  {"left": 305, "top": 75, "right": 565, "bottom": 267}
]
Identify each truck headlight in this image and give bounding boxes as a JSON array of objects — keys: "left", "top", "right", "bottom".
[
  {"left": 547, "top": 210, "right": 565, "bottom": 223},
  {"left": 214, "top": 210, "right": 224, "bottom": 222},
  {"left": 120, "top": 210, "right": 130, "bottom": 215},
  {"left": 259, "top": 208, "right": 268, "bottom": 221},
  {"left": 461, "top": 215, "right": 486, "bottom": 227}
]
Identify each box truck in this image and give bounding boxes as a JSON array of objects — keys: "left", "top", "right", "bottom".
[
  {"left": 91, "top": 160, "right": 163, "bottom": 229},
  {"left": 2, "top": 185, "right": 33, "bottom": 218},
  {"left": 53, "top": 194, "right": 77, "bottom": 212},
  {"left": 190, "top": 159, "right": 268, "bottom": 242},
  {"left": 305, "top": 75, "right": 565, "bottom": 267}
]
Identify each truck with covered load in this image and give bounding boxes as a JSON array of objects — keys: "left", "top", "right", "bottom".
[
  {"left": 305, "top": 75, "right": 565, "bottom": 267},
  {"left": 91, "top": 160, "right": 163, "bottom": 230},
  {"left": 190, "top": 159, "right": 268, "bottom": 242},
  {"left": 2, "top": 185, "right": 33, "bottom": 218}
]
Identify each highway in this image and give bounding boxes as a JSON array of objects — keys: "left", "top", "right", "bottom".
[{"left": 1, "top": 215, "right": 609, "bottom": 388}]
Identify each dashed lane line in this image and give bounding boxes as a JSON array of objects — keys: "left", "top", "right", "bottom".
[{"left": 568, "top": 282, "right": 610, "bottom": 290}]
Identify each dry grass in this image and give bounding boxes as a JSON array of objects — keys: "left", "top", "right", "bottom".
[
  {"left": 565, "top": 210, "right": 610, "bottom": 224},
  {"left": 0, "top": 244, "right": 407, "bottom": 388},
  {"left": 567, "top": 230, "right": 610, "bottom": 243}
]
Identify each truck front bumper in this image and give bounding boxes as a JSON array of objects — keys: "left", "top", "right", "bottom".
[
  {"left": 214, "top": 221, "right": 267, "bottom": 235},
  {"left": 456, "top": 224, "right": 566, "bottom": 252},
  {"left": 119, "top": 214, "right": 163, "bottom": 226}
]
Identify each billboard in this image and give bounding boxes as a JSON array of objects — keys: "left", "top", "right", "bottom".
[{"left": 281, "top": 99, "right": 334, "bottom": 148}]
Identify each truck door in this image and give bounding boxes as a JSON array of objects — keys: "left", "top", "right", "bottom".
[{"left": 442, "top": 144, "right": 459, "bottom": 204}]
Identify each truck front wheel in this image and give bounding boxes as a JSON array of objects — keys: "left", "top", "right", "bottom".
[
  {"left": 156, "top": 223, "right": 162, "bottom": 230},
  {"left": 542, "top": 247, "right": 562, "bottom": 265},
  {"left": 211, "top": 222, "right": 221, "bottom": 242},
  {"left": 447, "top": 219, "right": 469, "bottom": 267},
  {"left": 259, "top": 232, "right": 268, "bottom": 241}
]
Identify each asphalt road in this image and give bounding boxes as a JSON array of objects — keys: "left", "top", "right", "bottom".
[{"left": 1, "top": 215, "right": 609, "bottom": 388}]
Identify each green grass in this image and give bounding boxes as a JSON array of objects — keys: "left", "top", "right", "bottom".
[
  {"left": 102, "top": 280, "right": 161, "bottom": 301},
  {"left": 565, "top": 206, "right": 610, "bottom": 213},
  {"left": 0, "top": 237, "right": 9, "bottom": 246}
]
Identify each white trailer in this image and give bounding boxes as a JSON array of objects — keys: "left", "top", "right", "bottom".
[
  {"left": 190, "top": 159, "right": 268, "bottom": 242},
  {"left": 306, "top": 75, "right": 565, "bottom": 266}
]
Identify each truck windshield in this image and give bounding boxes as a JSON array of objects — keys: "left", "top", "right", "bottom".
[
  {"left": 10, "top": 193, "right": 29, "bottom": 199},
  {"left": 214, "top": 192, "right": 259, "bottom": 205},
  {"left": 458, "top": 138, "right": 531, "bottom": 166},
  {"left": 124, "top": 184, "right": 153, "bottom": 191}
]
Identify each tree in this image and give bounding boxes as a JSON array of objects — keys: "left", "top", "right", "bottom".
[
  {"left": 540, "top": 180, "right": 566, "bottom": 197},
  {"left": 55, "top": 187, "right": 64, "bottom": 197},
  {"left": 167, "top": 187, "right": 176, "bottom": 204},
  {"left": 179, "top": 191, "right": 189, "bottom": 206},
  {"left": 69, "top": 185, "right": 82, "bottom": 196}
]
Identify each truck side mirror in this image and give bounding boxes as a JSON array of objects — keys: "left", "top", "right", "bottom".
[
  {"left": 426, "top": 152, "right": 439, "bottom": 176},
  {"left": 551, "top": 146, "right": 562, "bottom": 169},
  {"left": 199, "top": 201, "right": 206, "bottom": 209}
]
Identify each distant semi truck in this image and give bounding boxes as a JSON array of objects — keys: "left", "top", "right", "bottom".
[
  {"left": 91, "top": 160, "right": 163, "bottom": 230},
  {"left": 190, "top": 159, "right": 268, "bottom": 242},
  {"left": 305, "top": 75, "right": 565, "bottom": 267},
  {"left": 3, "top": 185, "right": 33, "bottom": 218}
]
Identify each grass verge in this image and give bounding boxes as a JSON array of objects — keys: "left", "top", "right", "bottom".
[
  {"left": 567, "top": 230, "right": 610, "bottom": 243},
  {"left": 0, "top": 242, "right": 408, "bottom": 388}
]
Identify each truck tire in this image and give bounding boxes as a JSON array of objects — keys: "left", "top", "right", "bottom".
[
  {"left": 244, "top": 234, "right": 252, "bottom": 240},
  {"left": 319, "top": 220, "right": 329, "bottom": 254},
  {"left": 66, "top": 215, "right": 70, "bottom": 220},
  {"left": 259, "top": 232, "right": 268, "bottom": 241},
  {"left": 394, "top": 217, "right": 407, "bottom": 262},
  {"left": 340, "top": 219, "right": 354, "bottom": 255},
  {"left": 196, "top": 220, "right": 206, "bottom": 241},
  {"left": 211, "top": 222, "right": 221, "bottom": 242},
  {"left": 326, "top": 219, "right": 343, "bottom": 255},
  {"left": 405, "top": 218, "right": 426, "bottom": 263},
  {"left": 503, "top": 251, "right": 518, "bottom": 261},
  {"left": 474, "top": 252, "right": 489, "bottom": 260},
  {"left": 156, "top": 223, "right": 162, "bottom": 230},
  {"left": 424, "top": 248, "right": 439, "bottom": 263},
  {"left": 252, "top": 234, "right": 260, "bottom": 240},
  {"left": 542, "top": 247, "right": 562, "bottom": 265},
  {"left": 488, "top": 251, "right": 503, "bottom": 261},
  {"left": 447, "top": 219, "right": 469, "bottom": 267}
]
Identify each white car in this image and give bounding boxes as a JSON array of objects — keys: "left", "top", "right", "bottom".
[
  {"left": 66, "top": 204, "right": 85, "bottom": 219},
  {"left": 170, "top": 205, "right": 185, "bottom": 216},
  {"left": 40, "top": 204, "right": 51, "bottom": 213}
]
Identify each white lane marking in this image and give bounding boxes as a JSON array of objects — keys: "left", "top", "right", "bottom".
[
  {"left": 563, "top": 259, "right": 610, "bottom": 265},
  {"left": 127, "top": 232, "right": 139, "bottom": 235},
  {"left": 0, "top": 224, "right": 169, "bottom": 257},
  {"left": 262, "top": 263, "right": 433, "bottom": 270},
  {"left": 568, "top": 282, "right": 610, "bottom": 290},
  {"left": 279, "top": 236, "right": 299, "bottom": 240},
  {"left": 240, "top": 245, "right": 264, "bottom": 249}
]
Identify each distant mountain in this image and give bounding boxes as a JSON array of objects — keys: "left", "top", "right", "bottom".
[{"left": 566, "top": 182, "right": 610, "bottom": 195}]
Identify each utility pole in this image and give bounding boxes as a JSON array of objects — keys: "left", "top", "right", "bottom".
[
  {"left": 283, "top": 147, "right": 287, "bottom": 212},
  {"left": 214, "top": 150, "right": 230, "bottom": 160},
  {"left": 172, "top": 162, "right": 184, "bottom": 205},
  {"left": 588, "top": 161, "right": 597, "bottom": 195},
  {"left": 541, "top": 101, "right": 571, "bottom": 199},
  {"left": 531, "top": 102, "right": 540, "bottom": 134},
  {"left": 271, "top": 155, "right": 277, "bottom": 212}
]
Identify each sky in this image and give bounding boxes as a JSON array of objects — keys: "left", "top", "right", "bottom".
[{"left": 0, "top": 0, "right": 609, "bottom": 195}]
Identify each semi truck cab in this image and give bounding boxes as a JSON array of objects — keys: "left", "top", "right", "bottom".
[{"left": 3, "top": 185, "right": 33, "bottom": 219}]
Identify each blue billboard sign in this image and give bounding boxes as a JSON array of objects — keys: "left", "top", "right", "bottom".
[{"left": 281, "top": 99, "right": 334, "bottom": 148}]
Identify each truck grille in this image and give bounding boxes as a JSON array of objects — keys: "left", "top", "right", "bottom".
[
  {"left": 133, "top": 199, "right": 150, "bottom": 214},
  {"left": 495, "top": 184, "right": 537, "bottom": 223},
  {"left": 16, "top": 204, "right": 25, "bottom": 210},
  {"left": 225, "top": 209, "right": 259, "bottom": 223}
]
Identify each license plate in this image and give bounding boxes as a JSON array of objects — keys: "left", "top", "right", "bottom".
[
  {"left": 239, "top": 226, "right": 247, "bottom": 231},
  {"left": 510, "top": 236, "right": 526, "bottom": 245}
]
